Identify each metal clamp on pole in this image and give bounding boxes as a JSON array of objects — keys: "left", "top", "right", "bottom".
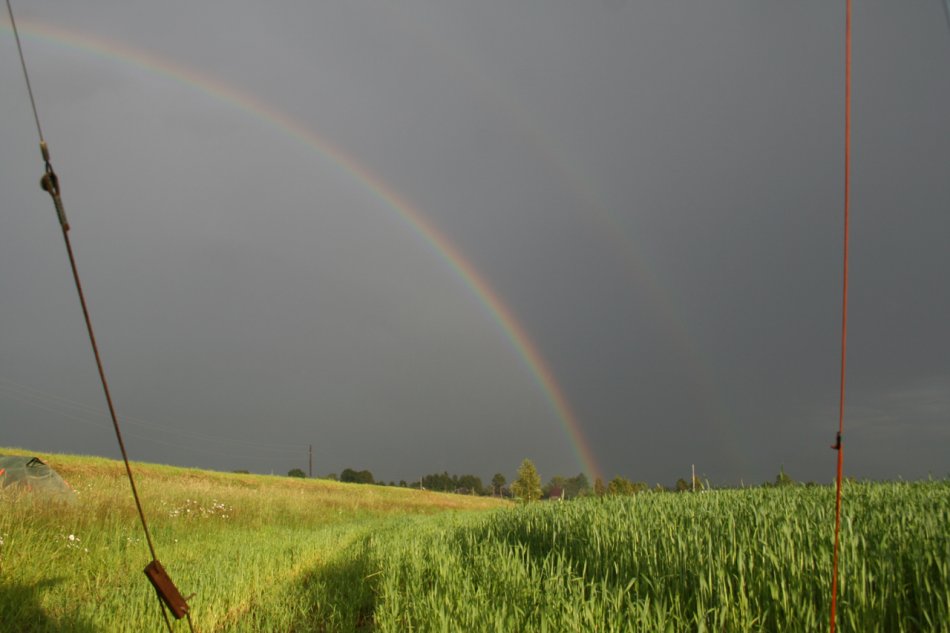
[{"left": 831, "top": 432, "right": 842, "bottom": 451}]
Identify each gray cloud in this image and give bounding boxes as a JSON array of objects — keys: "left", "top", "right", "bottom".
[{"left": 2, "top": 1, "right": 948, "bottom": 486}]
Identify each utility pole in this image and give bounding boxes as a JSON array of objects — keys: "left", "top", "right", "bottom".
[
  {"left": 309, "top": 444, "right": 312, "bottom": 479},
  {"left": 692, "top": 464, "right": 696, "bottom": 493}
]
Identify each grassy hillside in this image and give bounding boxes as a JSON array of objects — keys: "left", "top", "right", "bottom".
[
  {"left": 3, "top": 448, "right": 947, "bottom": 632},
  {"left": 0, "top": 447, "right": 506, "bottom": 632}
]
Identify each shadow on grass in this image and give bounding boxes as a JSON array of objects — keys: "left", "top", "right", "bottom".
[
  {"left": 0, "top": 578, "right": 98, "bottom": 633},
  {"left": 289, "top": 538, "right": 379, "bottom": 632}
]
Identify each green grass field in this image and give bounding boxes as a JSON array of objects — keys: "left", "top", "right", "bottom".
[
  {"left": 0, "top": 447, "right": 505, "bottom": 632},
  {"left": 365, "top": 482, "right": 949, "bottom": 632},
  {"left": 1, "top": 448, "right": 947, "bottom": 632}
]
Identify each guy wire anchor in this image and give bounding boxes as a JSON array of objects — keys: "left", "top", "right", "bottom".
[{"left": 144, "top": 560, "right": 191, "bottom": 620}]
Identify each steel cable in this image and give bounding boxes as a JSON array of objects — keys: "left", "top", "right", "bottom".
[{"left": 4, "top": 2, "right": 194, "bottom": 630}]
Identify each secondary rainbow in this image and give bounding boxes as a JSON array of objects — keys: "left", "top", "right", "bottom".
[{"left": 1, "top": 18, "right": 604, "bottom": 482}]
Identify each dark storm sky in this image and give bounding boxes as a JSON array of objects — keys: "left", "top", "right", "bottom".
[{"left": 2, "top": 1, "right": 948, "bottom": 486}]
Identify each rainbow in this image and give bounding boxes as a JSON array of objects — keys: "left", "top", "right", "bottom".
[
  {"left": 1, "top": 17, "right": 604, "bottom": 482},
  {"left": 396, "top": 12, "right": 735, "bottom": 465}
]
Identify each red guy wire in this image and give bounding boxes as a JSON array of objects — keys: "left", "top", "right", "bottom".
[{"left": 829, "top": 0, "right": 851, "bottom": 631}]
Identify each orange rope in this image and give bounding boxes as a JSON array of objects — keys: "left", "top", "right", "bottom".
[{"left": 829, "top": 0, "right": 851, "bottom": 631}]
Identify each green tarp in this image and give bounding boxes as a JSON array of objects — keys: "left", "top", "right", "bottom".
[{"left": 0, "top": 455, "right": 76, "bottom": 501}]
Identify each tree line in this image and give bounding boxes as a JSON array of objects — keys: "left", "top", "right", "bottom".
[{"left": 281, "top": 460, "right": 803, "bottom": 499}]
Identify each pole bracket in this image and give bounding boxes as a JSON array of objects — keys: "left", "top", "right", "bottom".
[{"left": 831, "top": 432, "right": 842, "bottom": 451}]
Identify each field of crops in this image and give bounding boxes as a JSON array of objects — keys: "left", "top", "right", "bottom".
[
  {"left": 1, "top": 448, "right": 947, "bottom": 632},
  {"left": 365, "top": 482, "right": 950, "bottom": 632}
]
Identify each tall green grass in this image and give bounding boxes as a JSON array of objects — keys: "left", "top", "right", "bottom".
[{"left": 362, "top": 482, "right": 949, "bottom": 632}]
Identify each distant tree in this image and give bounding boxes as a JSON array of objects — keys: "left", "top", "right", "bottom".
[
  {"left": 491, "top": 473, "right": 506, "bottom": 496},
  {"left": 607, "top": 476, "right": 637, "bottom": 496},
  {"left": 324, "top": 472, "right": 338, "bottom": 481},
  {"left": 565, "top": 473, "right": 591, "bottom": 498},
  {"left": 399, "top": 480, "right": 407, "bottom": 487},
  {"left": 457, "top": 474, "right": 485, "bottom": 495},
  {"left": 418, "top": 472, "right": 485, "bottom": 495},
  {"left": 340, "top": 468, "right": 374, "bottom": 484},
  {"left": 287, "top": 468, "right": 306, "bottom": 478},
  {"left": 232, "top": 470, "right": 250, "bottom": 474},
  {"left": 675, "top": 478, "right": 690, "bottom": 492},
  {"left": 511, "top": 459, "right": 542, "bottom": 502},
  {"left": 594, "top": 477, "right": 607, "bottom": 497},
  {"left": 542, "top": 473, "right": 592, "bottom": 500},
  {"left": 421, "top": 471, "right": 454, "bottom": 492},
  {"left": 775, "top": 466, "right": 794, "bottom": 487}
]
